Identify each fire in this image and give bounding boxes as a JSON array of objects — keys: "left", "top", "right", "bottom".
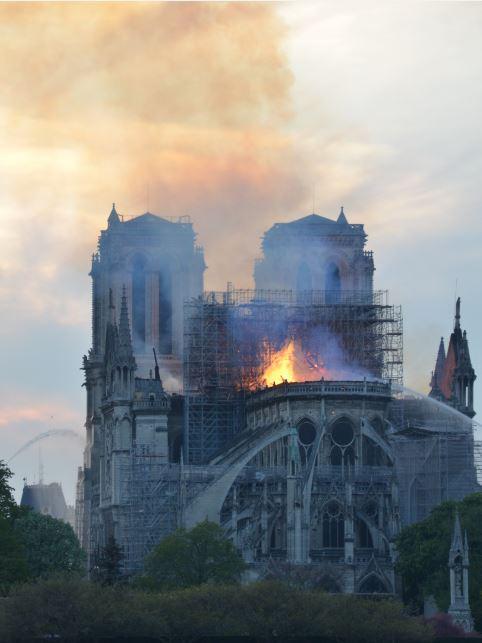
[{"left": 261, "top": 337, "right": 330, "bottom": 386}]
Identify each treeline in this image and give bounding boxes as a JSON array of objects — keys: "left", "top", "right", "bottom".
[
  {"left": 3, "top": 457, "right": 482, "bottom": 640},
  {"left": 0, "top": 575, "right": 433, "bottom": 642}
]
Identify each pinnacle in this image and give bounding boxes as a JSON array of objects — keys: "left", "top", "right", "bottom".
[
  {"left": 337, "top": 206, "right": 349, "bottom": 225},
  {"left": 118, "top": 285, "right": 133, "bottom": 354},
  {"left": 108, "top": 202, "right": 121, "bottom": 227}
]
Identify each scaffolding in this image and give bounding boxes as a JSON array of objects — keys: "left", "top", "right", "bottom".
[
  {"left": 184, "top": 288, "right": 403, "bottom": 464},
  {"left": 390, "top": 427, "right": 481, "bottom": 525},
  {"left": 122, "top": 454, "right": 180, "bottom": 575}
]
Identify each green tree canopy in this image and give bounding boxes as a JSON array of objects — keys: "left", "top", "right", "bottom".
[
  {"left": 0, "top": 577, "right": 433, "bottom": 642},
  {"left": 0, "top": 517, "right": 28, "bottom": 592},
  {"left": 143, "top": 520, "right": 245, "bottom": 589},
  {"left": 14, "top": 510, "right": 85, "bottom": 578},
  {"left": 0, "top": 460, "right": 17, "bottom": 521},
  {"left": 396, "top": 492, "right": 482, "bottom": 630}
]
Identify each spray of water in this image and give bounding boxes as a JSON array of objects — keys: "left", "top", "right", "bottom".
[{"left": 8, "top": 429, "right": 84, "bottom": 463}]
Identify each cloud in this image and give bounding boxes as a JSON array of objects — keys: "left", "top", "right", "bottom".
[{"left": 0, "top": 2, "right": 304, "bottom": 310}]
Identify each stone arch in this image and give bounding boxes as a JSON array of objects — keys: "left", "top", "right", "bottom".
[
  {"left": 312, "top": 499, "right": 344, "bottom": 548},
  {"left": 358, "top": 572, "right": 390, "bottom": 594},
  {"left": 184, "top": 424, "right": 297, "bottom": 528}
]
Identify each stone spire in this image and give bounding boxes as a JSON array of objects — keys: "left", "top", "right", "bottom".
[
  {"left": 448, "top": 510, "right": 473, "bottom": 632},
  {"left": 108, "top": 202, "right": 120, "bottom": 227},
  {"left": 429, "top": 297, "right": 476, "bottom": 417},
  {"left": 118, "top": 285, "right": 133, "bottom": 357},
  {"left": 450, "top": 510, "right": 463, "bottom": 558},
  {"left": 451, "top": 298, "right": 476, "bottom": 418},
  {"left": 337, "top": 206, "right": 349, "bottom": 225},
  {"left": 430, "top": 337, "right": 446, "bottom": 394},
  {"left": 455, "top": 296, "right": 461, "bottom": 331}
]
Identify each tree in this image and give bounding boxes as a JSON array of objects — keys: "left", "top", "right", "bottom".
[
  {"left": 0, "top": 579, "right": 433, "bottom": 642},
  {"left": 92, "top": 535, "right": 124, "bottom": 585},
  {"left": 0, "top": 461, "right": 29, "bottom": 591},
  {"left": 14, "top": 510, "right": 85, "bottom": 578},
  {"left": 0, "top": 517, "right": 28, "bottom": 591},
  {"left": 143, "top": 521, "right": 245, "bottom": 589},
  {"left": 396, "top": 492, "right": 482, "bottom": 630},
  {"left": 0, "top": 460, "right": 17, "bottom": 521}
]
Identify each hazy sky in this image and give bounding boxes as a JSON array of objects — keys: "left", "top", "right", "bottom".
[{"left": 1, "top": 2, "right": 481, "bottom": 503}]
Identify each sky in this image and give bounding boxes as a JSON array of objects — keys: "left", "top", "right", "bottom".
[{"left": 1, "top": 1, "right": 482, "bottom": 503}]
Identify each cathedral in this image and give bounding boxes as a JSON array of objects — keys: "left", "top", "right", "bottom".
[{"left": 75, "top": 206, "right": 477, "bottom": 592}]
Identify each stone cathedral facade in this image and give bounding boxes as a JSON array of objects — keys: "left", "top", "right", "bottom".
[{"left": 76, "top": 206, "right": 477, "bottom": 592}]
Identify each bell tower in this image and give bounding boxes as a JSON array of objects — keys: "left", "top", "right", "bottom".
[
  {"left": 254, "top": 207, "right": 374, "bottom": 302},
  {"left": 90, "top": 204, "right": 205, "bottom": 384}
]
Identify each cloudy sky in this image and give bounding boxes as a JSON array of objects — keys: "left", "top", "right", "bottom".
[{"left": 1, "top": 1, "right": 481, "bottom": 502}]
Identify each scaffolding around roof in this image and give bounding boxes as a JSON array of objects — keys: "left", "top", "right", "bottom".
[{"left": 183, "top": 288, "right": 403, "bottom": 464}]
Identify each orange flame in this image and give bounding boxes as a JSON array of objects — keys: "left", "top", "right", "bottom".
[{"left": 261, "top": 337, "right": 330, "bottom": 386}]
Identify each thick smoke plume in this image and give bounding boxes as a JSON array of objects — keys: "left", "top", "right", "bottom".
[
  {"left": 0, "top": 2, "right": 303, "bottom": 314},
  {"left": 0, "top": 2, "right": 305, "bottom": 500}
]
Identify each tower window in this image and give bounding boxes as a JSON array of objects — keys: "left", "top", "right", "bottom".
[
  {"left": 159, "top": 266, "right": 172, "bottom": 354},
  {"left": 325, "top": 262, "right": 341, "bottom": 303},
  {"left": 132, "top": 256, "right": 146, "bottom": 351}
]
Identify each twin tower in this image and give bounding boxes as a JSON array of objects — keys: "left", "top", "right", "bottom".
[{"left": 87, "top": 205, "right": 373, "bottom": 384}]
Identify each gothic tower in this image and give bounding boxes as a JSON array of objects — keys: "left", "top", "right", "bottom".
[
  {"left": 90, "top": 205, "right": 205, "bottom": 381},
  {"left": 429, "top": 298, "right": 476, "bottom": 418},
  {"left": 254, "top": 208, "right": 374, "bottom": 301},
  {"left": 76, "top": 205, "right": 204, "bottom": 565}
]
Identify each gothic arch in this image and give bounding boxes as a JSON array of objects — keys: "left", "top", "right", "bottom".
[
  {"left": 184, "top": 424, "right": 297, "bottom": 528},
  {"left": 357, "top": 572, "right": 390, "bottom": 594},
  {"left": 311, "top": 500, "right": 344, "bottom": 549}
]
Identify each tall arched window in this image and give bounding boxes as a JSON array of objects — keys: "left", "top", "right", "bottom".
[
  {"left": 159, "top": 265, "right": 172, "bottom": 354},
  {"left": 132, "top": 256, "right": 146, "bottom": 351},
  {"left": 325, "top": 262, "right": 341, "bottom": 303},
  {"left": 322, "top": 501, "right": 344, "bottom": 548}
]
